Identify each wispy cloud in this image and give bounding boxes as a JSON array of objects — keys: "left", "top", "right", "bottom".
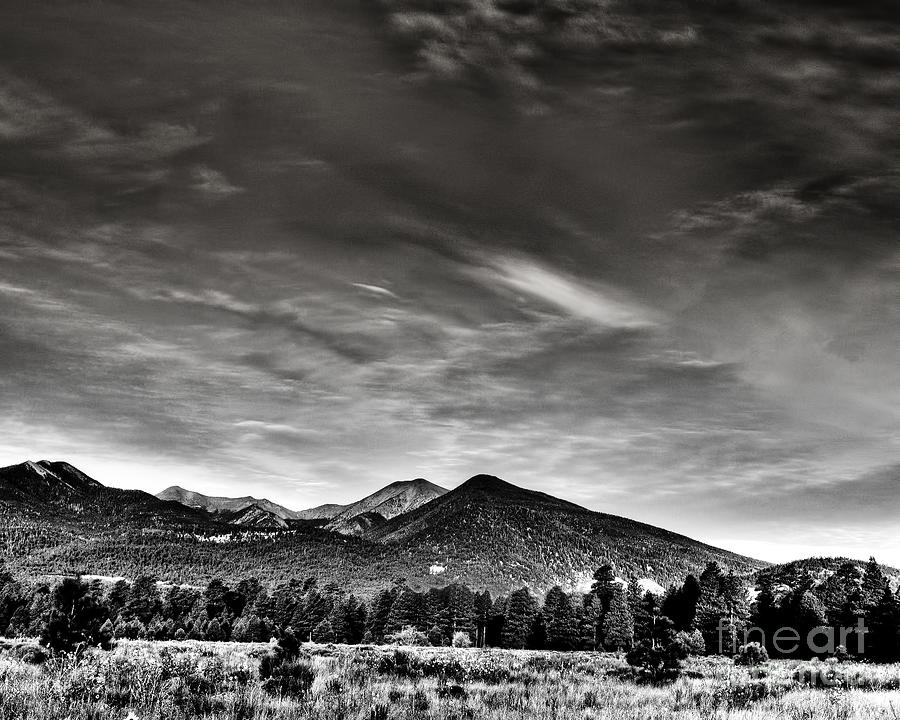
[{"left": 478, "top": 255, "right": 658, "bottom": 329}]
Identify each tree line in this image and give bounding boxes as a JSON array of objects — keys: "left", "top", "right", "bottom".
[{"left": 2, "top": 557, "right": 899, "bottom": 661}]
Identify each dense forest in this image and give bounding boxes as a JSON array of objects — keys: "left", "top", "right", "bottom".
[{"left": 3, "top": 556, "right": 900, "bottom": 661}]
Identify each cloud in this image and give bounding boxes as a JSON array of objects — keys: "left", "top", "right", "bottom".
[
  {"left": 478, "top": 255, "right": 658, "bottom": 329},
  {"left": 191, "top": 166, "right": 243, "bottom": 196},
  {"left": 233, "top": 420, "right": 321, "bottom": 440},
  {"left": 351, "top": 283, "right": 400, "bottom": 299}
]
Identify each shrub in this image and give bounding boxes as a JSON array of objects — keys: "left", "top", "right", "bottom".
[
  {"left": 626, "top": 618, "right": 686, "bottom": 684},
  {"left": 259, "top": 654, "right": 316, "bottom": 697},
  {"left": 735, "top": 642, "right": 769, "bottom": 666},
  {"left": 676, "top": 629, "right": 705, "bottom": 655},
  {"left": 386, "top": 625, "right": 430, "bottom": 646},
  {"left": 14, "top": 644, "right": 48, "bottom": 665},
  {"left": 452, "top": 631, "right": 472, "bottom": 648},
  {"left": 428, "top": 625, "right": 445, "bottom": 646}
]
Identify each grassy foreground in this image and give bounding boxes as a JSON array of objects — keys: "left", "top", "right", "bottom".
[{"left": 3, "top": 640, "right": 900, "bottom": 719}]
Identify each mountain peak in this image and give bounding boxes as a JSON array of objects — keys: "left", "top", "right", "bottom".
[
  {"left": 1, "top": 459, "right": 103, "bottom": 493},
  {"left": 460, "top": 474, "right": 510, "bottom": 491}
]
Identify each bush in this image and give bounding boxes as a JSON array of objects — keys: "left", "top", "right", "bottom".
[
  {"left": 14, "top": 644, "right": 48, "bottom": 665},
  {"left": 452, "top": 631, "right": 473, "bottom": 648},
  {"left": 386, "top": 626, "right": 430, "bottom": 646},
  {"left": 676, "top": 629, "right": 705, "bottom": 655},
  {"left": 735, "top": 642, "right": 769, "bottom": 666},
  {"left": 626, "top": 618, "right": 686, "bottom": 684},
  {"left": 259, "top": 654, "right": 316, "bottom": 697}
]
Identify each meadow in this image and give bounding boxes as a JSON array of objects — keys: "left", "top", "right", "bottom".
[{"left": 3, "top": 640, "right": 900, "bottom": 720}]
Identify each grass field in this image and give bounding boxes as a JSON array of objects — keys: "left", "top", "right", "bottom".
[{"left": 3, "top": 640, "right": 900, "bottom": 719}]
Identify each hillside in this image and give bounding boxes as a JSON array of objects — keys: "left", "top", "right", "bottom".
[
  {"left": 295, "top": 504, "right": 348, "bottom": 521},
  {"left": 325, "top": 479, "right": 448, "bottom": 535},
  {"left": 756, "top": 557, "right": 900, "bottom": 596},
  {"left": 367, "top": 475, "right": 764, "bottom": 592}
]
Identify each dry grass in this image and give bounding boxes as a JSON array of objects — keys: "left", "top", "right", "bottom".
[{"left": 2, "top": 640, "right": 900, "bottom": 719}]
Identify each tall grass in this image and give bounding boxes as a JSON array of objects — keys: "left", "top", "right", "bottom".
[{"left": 2, "top": 640, "right": 900, "bottom": 719}]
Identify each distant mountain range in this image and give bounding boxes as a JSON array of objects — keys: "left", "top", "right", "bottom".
[
  {"left": 1, "top": 459, "right": 764, "bottom": 595},
  {"left": 156, "top": 477, "right": 447, "bottom": 533},
  {"left": 156, "top": 486, "right": 304, "bottom": 528}
]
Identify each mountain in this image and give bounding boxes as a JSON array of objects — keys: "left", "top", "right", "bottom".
[
  {"left": 0, "top": 460, "right": 212, "bottom": 529},
  {"left": 221, "top": 504, "right": 288, "bottom": 530},
  {"left": 0, "top": 460, "right": 102, "bottom": 500},
  {"left": 0, "top": 462, "right": 764, "bottom": 596},
  {"left": 156, "top": 486, "right": 301, "bottom": 521},
  {"left": 366, "top": 474, "right": 764, "bottom": 592},
  {"left": 325, "top": 478, "right": 448, "bottom": 535}
]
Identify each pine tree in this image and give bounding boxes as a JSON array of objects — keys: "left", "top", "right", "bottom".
[
  {"left": 634, "top": 590, "right": 659, "bottom": 645},
  {"left": 868, "top": 586, "right": 900, "bottom": 662},
  {"left": 328, "top": 601, "right": 351, "bottom": 644},
  {"left": 591, "top": 565, "right": 618, "bottom": 614},
  {"left": 580, "top": 594, "right": 602, "bottom": 650},
  {"left": 367, "top": 587, "right": 398, "bottom": 643},
  {"left": 861, "top": 558, "right": 888, "bottom": 610},
  {"left": 312, "top": 618, "right": 335, "bottom": 644},
  {"left": 543, "top": 586, "right": 577, "bottom": 650},
  {"left": 473, "top": 590, "right": 493, "bottom": 648},
  {"left": 602, "top": 587, "right": 634, "bottom": 652},
  {"left": 502, "top": 588, "right": 538, "bottom": 649},
  {"left": 386, "top": 589, "right": 424, "bottom": 634},
  {"left": 205, "top": 618, "right": 224, "bottom": 641},
  {"left": 445, "top": 584, "right": 476, "bottom": 637},
  {"left": 123, "top": 575, "right": 160, "bottom": 625},
  {"left": 40, "top": 577, "right": 110, "bottom": 653}
]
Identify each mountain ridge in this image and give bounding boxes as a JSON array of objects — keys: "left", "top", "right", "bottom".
[
  {"left": 1, "top": 460, "right": 765, "bottom": 595},
  {"left": 324, "top": 478, "right": 448, "bottom": 535},
  {"left": 366, "top": 473, "right": 765, "bottom": 592},
  {"left": 156, "top": 485, "right": 301, "bottom": 522}
]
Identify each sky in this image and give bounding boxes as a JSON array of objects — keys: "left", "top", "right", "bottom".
[{"left": 0, "top": 0, "right": 898, "bottom": 565}]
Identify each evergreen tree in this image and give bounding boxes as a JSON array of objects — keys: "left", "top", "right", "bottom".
[
  {"left": 312, "top": 618, "right": 336, "bottom": 643},
  {"left": 861, "top": 557, "right": 888, "bottom": 609},
  {"left": 328, "top": 600, "right": 351, "bottom": 644},
  {"left": 205, "top": 618, "right": 224, "bottom": 641},
  {"left": 502, "top": 588, "right": 538, "bottom": 649},
  {"left": 445, "top": 584, "right": 476, "bottom": 637},
  {"left": 543, "top": 586, "right": 577, "bottom": 650},
  {"left": 591, "top": 565, "right": 618, "bottom": 615},
  {"left": 342, "top": 595, "right": 367, "bottom": 644},
  {"left": 123, "top": 575, "right": 160, "bottom": 625},
  {"left": 602, "top": 587, "right": 634, "bottom": 652},
  {"left": 868, "top": 586, "right": 899, "bottom": 662},
  {"left": 40, "top": 577, "right": 111, "bottom": 653},
  {"left": 528, "top": 611, "right": 547, "bottom": 650},
  {"left": 204, "top": 579, "right": 228, "bottom": 619},
  {"left": 580, "top": 594, "right": 602, "bottom": 650},
  {"left": 473, "top": 590, "right": 493, "bottom": 648},
  {"left": 386, "top": 589, "right": 424, "bottom": 634},
  {"left": 634, "top": 590, "right": 659, "bottom": 644},
  {"left": 367, "top": 587, "right": 398, "bottom": 643}
]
